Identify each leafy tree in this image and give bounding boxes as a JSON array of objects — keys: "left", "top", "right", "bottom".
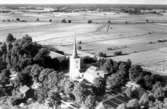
[
  {"left": 49, "top": 19, "right": 52, "bottom": 22},
  {"left": 129, "top": 65, "right": 143, "bottom": 82},
  {"left": 139, "top": 74, "right": 153, "bottom": 90},
  {"left": 6, "top": 33, "right": 15, "bottom": 43},
  {"left": 45, "top": 71, "right": 59, "bottom": 90},
  {"left": 88, "top": 20, "right": 92, "bottom": 24},
  {"left": 153, "top": 87, "right": 165, "bottom": 100},
  {"left": 61, "top": 19, "right": 67, "bottom": 23},
  {"left": 36, "top": 18, "right": 39, "bottom": 22},
  {"left": 68, "top": 20, "right": 71, "bottom": 23},
  {"left": 0, "top": 69, "right": 10, "bottom": 86},
  {"left": 16, "top": 18, "right": 20, "bottom": 22},
  {"left": 101, "top": 59, "right": 114, "bottom": 74},
  {"left": 117, "top": 103, "right": 127, "bottom": 109},
  {"left": 152, "top": 81, "right": 162, "bottom": 92},
  {"left": 30, "top": 64, "right": 43, "bottom": 81},
  {"left": 84, "top": 95, "right": 96, "bottom": 109},
  {"left": 64, "top": 79, "right": 74, "bottom": 95},
  {"left": 139, "top": 93, "right": 149, "bottom": 108},
  {"left": 106, "top": 70, "right": 126, "bottom": 92},
  {"left": 98, "top": 52, "right": 106, "bottom": 57},
  {"left": 47, "top": 91, "right": 61, "bottom": 109},
  {"left": 124, "top": 87, "right": 133, "bottom": 98},
  {"left": 126, "top": 99, "right": 140, "bottom": 109},
  {"left": 93, "top": 77, "right": 105, "bottom": 95},
  {"left": 33, "top": 48, "right": 50, "bottom": 66},
  {"left": 35, "top": 87, "right": 48, "bottom": 103},
  {"left": 73, "top": 83, "right": 90, "bottom": 103}
]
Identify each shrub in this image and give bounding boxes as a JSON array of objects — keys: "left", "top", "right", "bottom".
[
  {"left": 78, "top": 41, "right": 82, "bottom": 44},
  {"left": 98, "top": 52, "right": 106, "bottom": 57},
  {"left": 88, "top": 20, "right": 92, "bottom": 24},
  {"left": 16, "top": 18, "right": 20, "bottom": 22},
  {"left": 68, "top": 20, "right": 71, "bottom": 23},
  {"left": 61, "top": 19, "right": 67, "bottom": 23},
  {"left": 36, "top": 18, "right": 39, "bottom": 22},
  {"left": 125, "top": 21, "right": 128, "bottom": 24},
  {"left": 78, "top": 46, "right": 82, "bottom": 50},
  {"left": 107, "top": 20, "right": 111, "bottom": 23},
  {"left": 107, "top": 47, "right": 113, "bottom": 51},
  {"left": 49, "top": 19, "right": 52, "bottom": 22},
  {"left": 114, "top": 51, "right": 123, "bottom": 56}
]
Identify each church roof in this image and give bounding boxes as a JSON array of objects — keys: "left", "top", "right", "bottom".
[{"left": 72, "top": 36, "right": 79, "bottom": 58}]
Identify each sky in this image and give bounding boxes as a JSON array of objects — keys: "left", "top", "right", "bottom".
[{"left": 0, "top": 0, "right": 167, "bottom": 4}]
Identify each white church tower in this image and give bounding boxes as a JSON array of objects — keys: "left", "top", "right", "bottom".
[{"left": 69, "top": 37, "right": 81, "bottom": 80}]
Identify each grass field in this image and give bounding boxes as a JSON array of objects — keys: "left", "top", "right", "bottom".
[{"left": 1, "top": 12, "right": 167, "bottom": 74}]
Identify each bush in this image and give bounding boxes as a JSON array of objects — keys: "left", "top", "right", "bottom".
[
  {"left": 61, "top": 19, "right": 67, "bottom": 23},
  {"left": 125, "top": 21, "right": 128, "bottom": 24},
  {"left": 88, "top": 20, "right": 92, "bottom": 24},
  {"left": 49, "top": 19, "right": 52, "bottom": 22},
  {"left": 36, "top": 18, "right": 39, "bottom": 22},
  {"left": 114, "top": 51, "right": 123, "bottom": 56},
  {"left": 68, "top": 20, "right": 71, "bottom": 23},
  {"left": 78, "top": 41, "right": 82, "bottom": 44},
  {"left": 107, "top": 20, "right": 111, "bottom": 23},
  {"left": 16, "top": 18, "right": 20, "bottom": 22},
  {"left": 78, "top": 46, "right": 82, "bottom": 50},
  {"left": 158, "top": 39, "right": 167, "bottom": 43},
  {"left": 98, "top": 52, "right": 106, "bottom": 57}
]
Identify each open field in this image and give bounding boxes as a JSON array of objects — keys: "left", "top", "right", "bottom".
[{"left": 1, "top": 12, "right": 167, "bottom": 74}]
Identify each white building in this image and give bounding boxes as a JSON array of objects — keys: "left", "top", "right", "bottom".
[{"left": 83, "top": 66, "right": 106, "bottom": 84}]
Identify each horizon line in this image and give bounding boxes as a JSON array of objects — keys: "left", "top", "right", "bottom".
[{"left": 0, "top": 3, "right": 167, "bottom": 5}]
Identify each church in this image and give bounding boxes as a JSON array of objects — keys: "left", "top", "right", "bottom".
[
  {"left": 69, "top": 37, "right": 106, "bottom": 83},
  {"left": 69, "top": 37, "right": 81, "bottom": 80}
]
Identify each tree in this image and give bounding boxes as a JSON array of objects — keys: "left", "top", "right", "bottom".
[
  {"left": 35, "top": 87, "right": 48, "bottom": 103},
  {"left": 98, "top": 52, "right": 106, "bottom": 57},
  {"left": 68, "top": 20, "right": 71, "bottom": 23},
  {"left": 101, "top": 59, "right": 114, "bottom": 74},
  {"left": 117, "top": 103, "right": 127, "bottom": 109},
  {"left": 78, "top": 46, "right": 82, "bottom": 50},
  {"left": 47, "top": 91, "right": 61, "bottom": 109},
  {"left": 36, "top": 18, "right": 39, "bottom": 22},
  {"left": 49, "top": 19, "right": 52, "bottom": 22},
  {"left": 33, "top": 48, "right": 50, "bottom": 66},
  {"left": 129, "top": 65, "right": 143, "bottom": 82},
  {"left": 114, "top": 51, "right": 123, "bottom": 56},
  {"left": 146, "top": 19, "right": 149, "bottom": 23},
  {"left": 88, "top": 20, "right": 92, "bottom": 24},
  {"left": 84, "top": 95, "right": 96, "bottom": 109},
  {"left": 61, "top": 19, "right": 67, "bottom": 23},
  {"left": 16, "top": 18, "right": 20, "bottom": 22},
  {"left": 139, "top": 93, "right": 149, "bottom": 108},
  {"left": 64, "top": 79, "right": 74, "bottom": 94},
  {"left": 6, "top": 33, "right": 15, "bottom": 43},
  {"left": 73, "top": 83, "right": 90, "bottom": 103},
  {"left": 93, "top": 77, "right": 105, "bottom": 95},
  {"left": 126, "top": 99, "right": 140, "bottom": 109},
  {"left": 0, "top": 69, "right": 10, "bottom": 86},
  {"left": 153, "top": 87, "right": 165, "bottom": 100},
  {"left": 30, "top": 64, "right": 43, "bottom": 81},
  {"left": 124, "top": 87, "right": 133, "bottom": 98},
  {"left": 106, "top": 69, "right": 126, "bottom": 92}
]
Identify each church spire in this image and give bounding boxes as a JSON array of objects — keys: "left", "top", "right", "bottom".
[{"left": 72, "top": 35, "right": 78, "bottom": 58}]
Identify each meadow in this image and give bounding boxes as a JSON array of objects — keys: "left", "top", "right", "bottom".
[{"left": 1, "top": 11, "right": 167, "bottom": 74}]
